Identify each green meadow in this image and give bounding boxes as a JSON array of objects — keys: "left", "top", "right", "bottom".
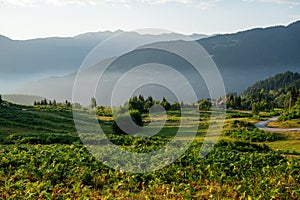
[{"left": 1, "top": 102, "right": 300, "bottom": 199}]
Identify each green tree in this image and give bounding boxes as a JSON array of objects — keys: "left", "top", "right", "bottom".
[
  {"left": 112, "top": 110, "right": 143, "bottom": 135},
  {"left": 90, "top": 97, "right": 97, "bottom": 109},
  {"left": 128, "top": 96, "right": 144, "bottom": 113},
  {"left": 234, "top": 96, "right": 242, "bottom": 108},
  {"left": 199, "top": 99, "right": 212, "bottom": 111},
  {"left": 96, "top": 106, "right": 112, "bottom": 116},
  {"left": 144, "top": 96, "right": 154, "bottom": 112},
  {"left": 0, "top": 95, "right": 2, "bottom": 104},
  {"left": 65, "top": 100, "right": 71, "bottom": 108},
  {"left": 41, "top": 98, "right": 48, "bottom": 105},
  {"left": 161, "top": 97, "right": 171, "bottom": 111},
  {"left": 288, "top": 87, "right": 299, "bottom": 111},
  {"left": 226, "top": 94, "right": 235, "bottom": 108},
  {"left": 171, "top": 101, "right": 181, "bottom": 110},
  {"left": 252, "top": 103, "right": 260, "bottom": 115}
]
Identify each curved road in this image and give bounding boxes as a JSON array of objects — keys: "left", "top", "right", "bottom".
[{"left": 255, "top": 116, "right": 300, "bottom": 132}]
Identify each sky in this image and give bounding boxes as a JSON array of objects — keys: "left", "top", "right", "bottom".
[{"left": 0, "top": 0, "right": 299, "bottom": 39}]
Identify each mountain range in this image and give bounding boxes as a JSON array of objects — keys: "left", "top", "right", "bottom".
[
  {"left": 198, "top": 21, "right": 300, "bottom": 92},
  {"left": 0, "top": 30, "right": 208, "bottom": 93},
  {"left": 1, "top": 21, "right": 300, "bottom": 105}
]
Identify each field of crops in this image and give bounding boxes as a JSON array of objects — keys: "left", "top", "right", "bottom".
[{"left": 1, "top": 103, "right": 300, "bottom": 199}]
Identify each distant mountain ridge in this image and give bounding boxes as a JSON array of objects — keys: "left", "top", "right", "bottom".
[
  {"left": 0, "top": 30, "right": 208, "bottom": 93},
  {"left": 199, "top": 21, "right": 300, "bottom": 68},
  {"left": 196, "top": 20, "right": 300, "bottom": 93},
  {"left": 2, "top": 21, "right": 300, "bottom": 102}
]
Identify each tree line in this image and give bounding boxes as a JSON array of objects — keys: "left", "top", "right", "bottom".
[
  {"left": 225, "top": 72, "right": 300, "bottom": 114},
  {"left": 33, "top": 99, "right": 78, "bottom": 108}
]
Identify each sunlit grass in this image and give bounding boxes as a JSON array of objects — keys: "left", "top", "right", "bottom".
[{"left": 268, "top": 119, "right": 300, "bottom": 128}]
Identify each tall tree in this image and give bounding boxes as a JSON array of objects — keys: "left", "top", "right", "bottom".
[
  {"left": 252, "top": 103, "right": 260, "bottom": 115},
  {"left": 144, "top": 96, "right": 154, "bottom": 112},
  {"left": 53, "top": 100, "right": 57, "bottom": 106},
  {"left": 161, "top": 97, "right": 171, "bottom": 111},
  {"left": 90, "top": 97, "right": 97, "bottom": 109}
]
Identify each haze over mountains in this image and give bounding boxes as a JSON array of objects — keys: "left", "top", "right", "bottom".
[
  {"left": 199, "top": 21, "right": 300, "bottom": 93},
  {"left": 0, "top": 30, "right": 208, "bottom": 93},
  {"left": 1, "top": 21, "right": 300, "bottom": 105}
]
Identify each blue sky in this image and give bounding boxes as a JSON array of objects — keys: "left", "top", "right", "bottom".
[{"left": 0, "top": 0, "right": 299, "bottom": 39}]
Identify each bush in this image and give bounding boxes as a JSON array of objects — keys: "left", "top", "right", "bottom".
[
  {"left": 279, "top": 98, "right": 300, "bottom": 121},
  {"left": 5, "top": 133, "right": 80, "bottom": 145},
  {"left": 112, "top": 110, "right": 143, "bottom": 135},
  {"left": 226, "top": 111, "right": 253, "bottom": 119},
  {"left": 217, "top": 140, "right": 271, "bottom": 153},
  {"left": 225, "top": 120, "right": 255, "bottom": 130},
  {"left": 224, "top": 129, "right": 283, "bottom": 142},
  {"left": 96, "top": 106, "right": 113, "bottom": 117},
  {"left": 199, "top": 99, "right": 212, "bottom": 111},
  {"left": 252, "top": 103, "right": 260, "bottom": 115}
]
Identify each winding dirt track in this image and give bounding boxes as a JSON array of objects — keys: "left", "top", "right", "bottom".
[{"left": 255, "top": 116, "right": 300, "bottom": 132}]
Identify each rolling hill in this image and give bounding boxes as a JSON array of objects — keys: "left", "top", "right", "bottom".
[{"left": 2, "top": 94, "right": 45, "bottom": 105}]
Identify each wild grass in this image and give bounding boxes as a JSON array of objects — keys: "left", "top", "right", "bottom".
[{"left": 1, "top": 105, "right": 300, "bottom": 198}]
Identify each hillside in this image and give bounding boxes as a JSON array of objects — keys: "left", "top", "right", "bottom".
[
  {"left": 224, "top": 71, "right": 300, "bottom": 111},
  {"left": 199, "top": 21, "right": 300, "bottom": 68},
  {"left": 2, "top": 94, "right": 45, "bottom": 105},
  {"left": 198, "top": 21, "right": 300, "bottom": 93},
  {"left": 244, "top": 71, "right": 300, "bottom": 95}
]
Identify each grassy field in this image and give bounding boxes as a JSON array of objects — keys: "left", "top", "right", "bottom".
[
  {"left": 269, "top": 119, "right": 300, "bottom": 128},
  {"left": 1, "top": 103, "right": 300, "bottom": 199}
]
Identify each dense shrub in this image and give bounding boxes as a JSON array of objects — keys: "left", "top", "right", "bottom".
[
  {"left": 112, "top": 110, "right": 143, "bottom": 135},
  {"left": 1, "top": 140, "right": 300, "bottom": 199},
  {"left": 224, "top": 129, "right": 283, "bottom": 142},
  {"left": 280, "top": 99, "right": 300, "bottom": 121},
  {"left": 224, "top": 120, "right": 283, "bottom": 142},
  {"left": 4, "top": 133, "right": 80, "bottom": 144},
  {"left": 96, "top": 106, "right": 113, "bottom": 117},
  {"left": 226, "top": 111, "right": 253, "bottom": 119},
  {"left": 225, "top": 120, "right": 255, "bottom": 130}
]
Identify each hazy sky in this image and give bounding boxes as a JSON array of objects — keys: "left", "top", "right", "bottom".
[{"left": 0, "top": 0, "right": 299, "bottom": 39}]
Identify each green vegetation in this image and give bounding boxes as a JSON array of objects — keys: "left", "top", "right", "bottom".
[
  {"left": 269, "top": 119, "right": 300, "bottom": 129},
  {"left": 198, "top": 99, "right": 212, "bottom": 111},
  {"left": 224, "top": 120, "right": 283, "bottom": 142},
  {"left": 112, "top": 110, "right": 143, "bottom": 135},
  {"left": 225, "top": 128, "right": 283, "bottom": 142},
  {"left": 224, "top": 72, "right": 300, "bottom": 113},
  {"left": 226, "top": 111, "right": 253, "bottom": 119},
  {"left": 251, "top": 102, "right": 260, "bottom": 115},
  {"left": 1, "top": 95, "right": 300, "bottom": 199},
  {"left": 1, "top": 139, "right": 300, "bottom": 199},
  {"left": 244, "top": 71, "right": 300, "bottom": 97},
  {"left": 96, "top": 106, "right": 113, "bottom": 117},
  {"left": 90, "top": 97, "right": 97, "bottom": 109},
  {"left": 280, "top": 98, "right": 300, "bottom": 121}
]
